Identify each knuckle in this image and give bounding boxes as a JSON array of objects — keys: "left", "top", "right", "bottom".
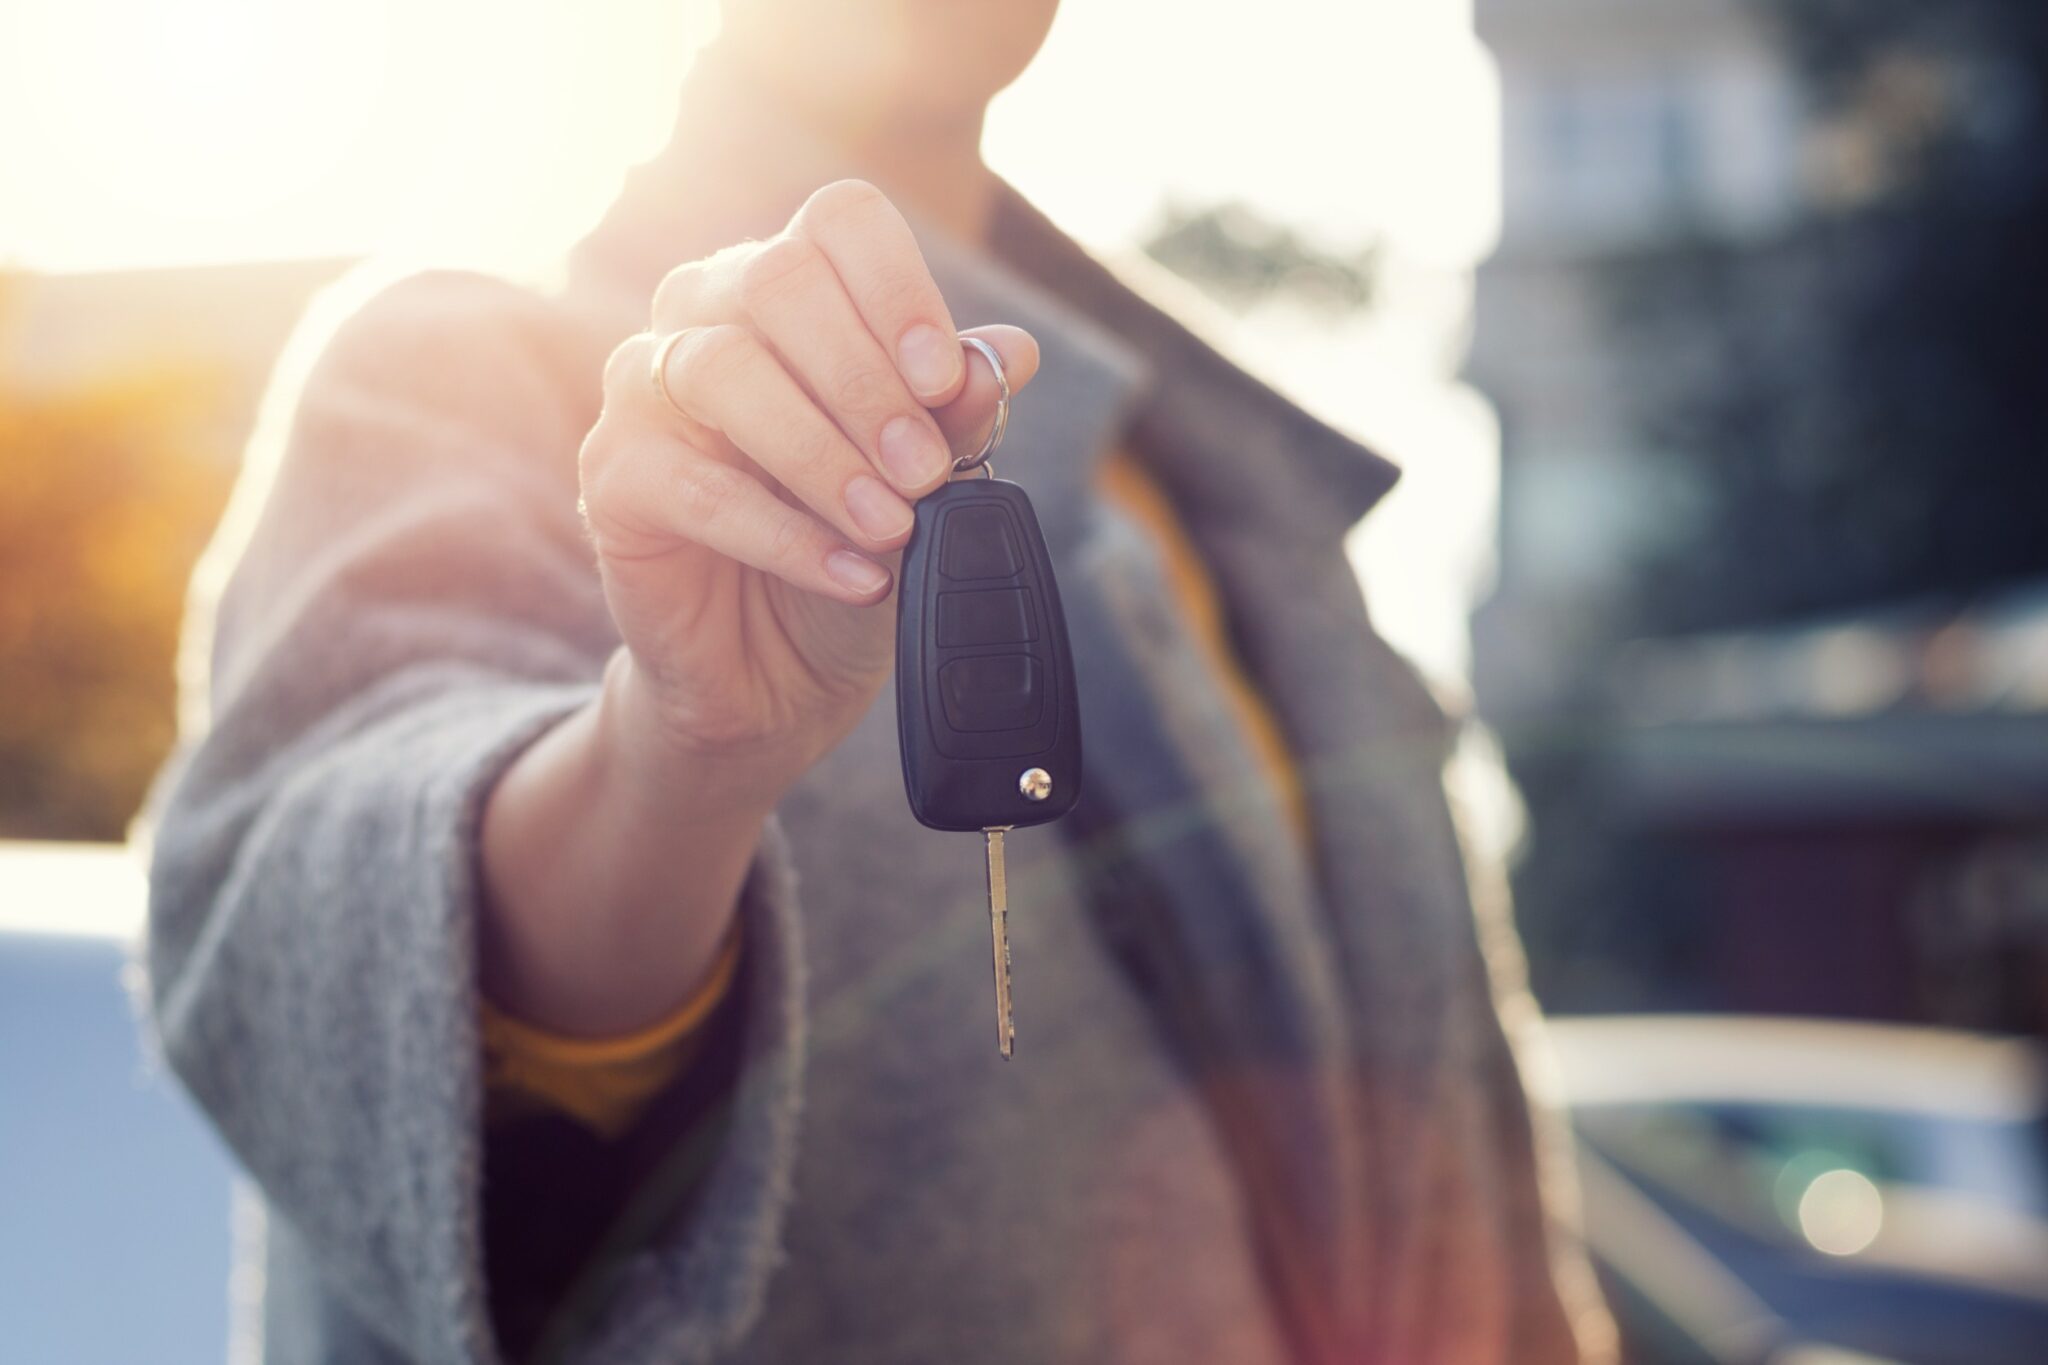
[
  {"left": 866, "top": 258, "right": 933, "bottom": 309},
  {"left": 762, "top": 506, "right": 813, "bottom": 567},
  {"left": 577, "top": 418, "right": 617, "bottom": 483},
  {"left": 825, "top": 360, "right": 899, "bottom": 420},
  {"left": 577, "top": 460, "right": 637, "bottom": 550},
  {"left": 651, "top": 261, "right": 706, "bottom": 323},
  {"left": 673, "top": 458, "right": 745, "bottom": 528},
  {"left": 670, "top": 323, "right": 754, "bottom": 394},
  {"left": 798, "top": 178, "right": 888, "bottom": 236},
  {"left": 602, "top": 333, "right": 653, "bottom": 400},
  {"left": 736, "top": 235, "right": 821, "bottom": 310},
  {"left": 775, "top": 423, "right": 840, "bottom": 486}
]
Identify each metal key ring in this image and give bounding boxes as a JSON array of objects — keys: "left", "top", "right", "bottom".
[{"left": 952, "top": 335, "right": 1009, "bottom": 475}]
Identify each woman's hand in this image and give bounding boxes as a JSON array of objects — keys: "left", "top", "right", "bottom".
[
  {"left": 583, "top": 178, "right": 1038, "bottom": 812},
  {"left": 480, "top": 181, "right": 1037, "bottom": 1035}
]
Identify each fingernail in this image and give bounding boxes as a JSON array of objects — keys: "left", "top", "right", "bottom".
[
  {"left": 825, "top": 549, "right": 891, "bottom": 597},
  {"left": 897, "top": 324, "right": 961, "bottom": 399},
  {"left": 879, "top": 415, "right": 949, "bottom": 489},
  {"left": 845, "top": 474, "right": 913, "bottom": 541}
]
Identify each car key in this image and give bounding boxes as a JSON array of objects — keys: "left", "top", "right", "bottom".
[{"left": 896, "top": 336, "right": 1081, "bottom": 1058}]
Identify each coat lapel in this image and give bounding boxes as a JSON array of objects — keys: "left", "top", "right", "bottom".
[
  {"left": 933, "top": 187, "right": 1410, "bottom": 1363},
  {"left": 978, "top": 183, "right": 1524, "bottom": 1359}
]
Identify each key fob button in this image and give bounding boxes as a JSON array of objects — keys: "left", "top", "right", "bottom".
[
  {"left": 939, "top": 655, "right": 1043, "bottom": 732},
  {"left": 935, "top": 588, "right": 1037, "bottom": 648},
  {"left": 939, "top": 505, "right": 1023, "bottom": 581}
]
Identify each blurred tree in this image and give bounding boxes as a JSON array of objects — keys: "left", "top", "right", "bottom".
[
  {"left": 1610, "top": 0, "right": 2048, "bottom": 636},
  {"left": 1142, "top": 200, "right": 1379, "bottom": 316},
  {"left": 0, "top": 280, "right": 231, "bottom": 840}
]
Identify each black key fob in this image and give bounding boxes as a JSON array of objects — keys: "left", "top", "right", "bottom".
[{"left": 896, "top": 475, "right": 1082, "bottom": 833}]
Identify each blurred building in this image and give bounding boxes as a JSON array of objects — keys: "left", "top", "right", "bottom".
[
  {"left": 1469, "top": 0, "right": 2048, "bottom": 1032},
  {"left": 1597, "top": 590, "right": 2048, "bottom": 1031},
  {"left": 1471, "top": 0, "right": 1807, "bottom": 724}
]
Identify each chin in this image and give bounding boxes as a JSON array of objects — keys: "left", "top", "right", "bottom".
[{"left": 726, "top": 0, "right": 1058, "bottom": 115}]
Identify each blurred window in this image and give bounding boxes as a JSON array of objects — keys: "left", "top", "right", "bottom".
[
  {"left": 1511, "top": 55, "right": 1798, "bottom": 246},
  {"left": 1506, "top": 447, "right": 1699, "bottom": 593},
  {"left": 1657, "top": 77, "right": 1703, "bottom": 217},
  {"left": 1529, "top": 75, "right": 1680, "bottom": 236}
]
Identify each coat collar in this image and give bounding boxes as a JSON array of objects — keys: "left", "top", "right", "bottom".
[
  {"left": 906, "top": 187, "right": 1401, "bottom": 555},
  {"left": 977, "top": 183, "right": 1399, "bottom": 542}
]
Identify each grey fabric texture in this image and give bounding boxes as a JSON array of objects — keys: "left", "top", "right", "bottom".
[{"left": 143, "top": 139, "right": 1609, "bottom": 1363}]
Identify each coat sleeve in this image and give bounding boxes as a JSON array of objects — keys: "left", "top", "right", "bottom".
[{"left": 142, "top": 270, "right": 807, "bottom": 1365}]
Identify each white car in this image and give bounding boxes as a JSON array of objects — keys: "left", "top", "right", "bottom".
[{"left": 1547, "top": 1014, "right": 2048, "bottom": 1365}]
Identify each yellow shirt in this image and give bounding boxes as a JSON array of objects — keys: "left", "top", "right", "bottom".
[{"left": 480, "top": 451, "right": 1306, "bottom": 1137}]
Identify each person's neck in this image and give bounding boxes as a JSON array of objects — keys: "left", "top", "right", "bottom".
[{"left": 673, "top": 41, "right": 999, "bottom": 249}]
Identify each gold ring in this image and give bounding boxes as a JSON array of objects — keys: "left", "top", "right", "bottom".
[{"left": 650, "top": 330, "right": 691, "bottom": 416}]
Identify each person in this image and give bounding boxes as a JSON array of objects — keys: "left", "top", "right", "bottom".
[{"left": 145, "top": 2, "right": 1612, "bottom": 1361}]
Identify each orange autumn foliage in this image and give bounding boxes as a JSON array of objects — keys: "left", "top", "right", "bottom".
[{"left": 0, "top": 287, "right": 233, "bottom": 840}]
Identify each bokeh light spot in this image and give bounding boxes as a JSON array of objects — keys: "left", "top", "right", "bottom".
[{"left": 1797, "top": 1168, "right": 1884, "bottom": 1256}]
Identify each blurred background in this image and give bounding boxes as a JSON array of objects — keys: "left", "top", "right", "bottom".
[{"left": 1, "top": 1, "right": 2043, "bottom": 1361}]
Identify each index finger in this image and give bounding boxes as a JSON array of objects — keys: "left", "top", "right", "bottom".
[{"left": 791, "top": 179, "right": 965, "bottom": 405}]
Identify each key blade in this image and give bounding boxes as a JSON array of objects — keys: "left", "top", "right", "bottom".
[{"left": 983, "top": 826, "right": 1016, "bottom": 1059}]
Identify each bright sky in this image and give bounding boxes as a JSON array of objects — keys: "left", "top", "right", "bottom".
[
  {"left": 0, "top": 0, "right": 1492, "bottom": 272},
  {"left": 0, "top": 0, "right": 1501, "bottom": 691}
]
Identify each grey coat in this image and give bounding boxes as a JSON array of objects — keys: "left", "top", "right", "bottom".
[{"left": 144, "top": 153, "right": 1608, "bottom": 1364}]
